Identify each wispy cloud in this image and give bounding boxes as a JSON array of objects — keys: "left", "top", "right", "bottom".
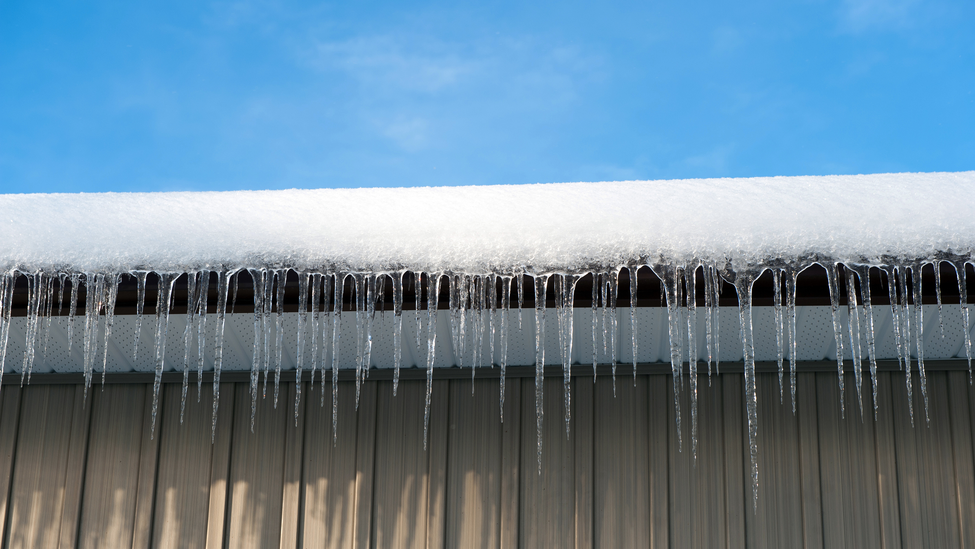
[{"left": 838, "top": 0, "right": 921, "bottom": 32}]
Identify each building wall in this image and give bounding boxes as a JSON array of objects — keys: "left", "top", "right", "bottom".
[{"left": 0, "top": 371, "right": 973, "bottom": 548}]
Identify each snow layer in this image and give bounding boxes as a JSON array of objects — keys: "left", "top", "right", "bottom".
[{"left": 2, "top": 171, "right": 973, "bottom": 273}]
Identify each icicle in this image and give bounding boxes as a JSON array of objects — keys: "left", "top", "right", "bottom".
[
  {"left": 181, "top": 272, "right": 199, "bottom": 422},
  {"left": 68, "top": 273, "right": 80, "bottom": 354},
  {"left": 601, "top": 272, "right": 609, "bottom": 358},
  {"left": 657, "top": 264, "right": 683, "bottom": 451},
  {"left": 711, "top": 265, "right": 722, "bottom": 375},
  {"left": 911, "top": 264, "right": 929, "bottom": 423},
  {"left": 448, "top": 274, "right": 463, "bottom": 368},
  {"left": 362, "top": 273, "right": 377, "bottom": 390},
  {"left": 296, "top": 272, "right": 310, "bottom": 426},
  {"left": 934, "top": 261, "right": 945, "bottom": 338},
  {"left": 247, "top": 268, "right": 265, "bottom": 432},
  {"left": 353, "top": 273, "right": 366, "bottom": 409},
  {"left": 423, "top": 273, "right": 442, "bottom": 450},
  {"left": 534, "top": 274, "right": 549, "bottom": 473},
  {"left": 488, "top": 273, "right": 497, "bottom": 367},
  {"left": 151, "top": 273, "right": 178, "bottom": 439},
  {"left": 824, "top": 264, "right": 847, "bottom": 418},
  {"left": 332, "top": 274, "right": 347, "bottom": 442},
  {"left": 414, "top": 272, "right": 423, "bottom": 352},
  {"left": 309, "top": 273, "right": 322, "bottom": 390},
  {"left": 896, "top": 266, "right": 914, "bottom": 426},
  {"left": 273, "top": 269, "right": 287, "bottom": 408},
  {"left": 952, "top": 261, "right": 972, "bottom": 382},
  {"left": 99, "top": 273, "right": 119, "bottom": 389},
  {"left": 195, "top": 270, "right": 209, "bottom": 402},
  {"left": 517, "top": 271, "right": 525, "bottom": 330},
  {"left": 591, "top": 272, "right": 598, "bottom": 380},
  {"left": 392, "top": 272, "right": 404, "bottom": 396},
  {"left": 500, "top": 275, "right": 511, "bottom": 422},
  {"left": 21, "top": 273, "right": 43, "bottom": 385},
  {"left": 230, "top": 270, "right": 239, "bottom": 314},
  {"left": 684, "top": 265, "right": 699, "bottom": 458},
  {"left": 785, "top": 267, "right": 798, "bottom": 414},
  {"left": 850, "top": 265, "right": 879, "bottom": 419},
  {"left": 703, "top": 266, "right": 714, "bottom": 380},
  {"left": 557, "top": 274, "right": 577, "bottom": 438},
  {"left": 773, "top": 270, "right": 784, "bottom": 403},
  {"left": 608, "top": 269, "right": 619, "bottom": 382},
  {"left": 210, "top": 271, "right": 231, "bottom": 443},
  {"left": 886, "top": 267, "right": 905, "bottom": 372},
  {"left": 628, "top": 265, "right": 639, "bottom": 382},
  {"left": 459, "top": 275, "right": 470, "bottom": 370},
  {"left": 732, "top": 268, "right": 762, "bottom": 510},
  {"left": 844, "top": 266, "right": 864, "bottom": 418},
  {"left": 0, "top": 273, "right": 14, "bottom": 381},
  {"left": 81, "top": 273, "right": 105, "bottom": 394},
  {"left": 320, "top": 273, "right": 333, "bottom": 400},
  {"left": 262, "top": 269, "right": 274, "bottom": 399},
  {"left": 131, "top": 271, "right": 147, "bottom": 361},
  {"left": 40, "top": 274, "right": 55, "bottom": 361}
]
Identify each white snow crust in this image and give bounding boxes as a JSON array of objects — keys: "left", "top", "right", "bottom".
[{"left": 2, "top": 171, "right": 973, "bottom": 273}]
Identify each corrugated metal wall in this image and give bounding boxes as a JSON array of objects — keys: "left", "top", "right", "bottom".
[{"left": 0, "top": 371, "right": 973, "bottom": 548}]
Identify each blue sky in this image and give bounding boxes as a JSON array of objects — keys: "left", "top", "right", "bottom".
[{"left": 1, "top": 0, "right": 972, "bottom": 193}]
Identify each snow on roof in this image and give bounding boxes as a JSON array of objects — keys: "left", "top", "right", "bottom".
[{"left": 3, "top": 171, "right": 973, "bottom": 274}]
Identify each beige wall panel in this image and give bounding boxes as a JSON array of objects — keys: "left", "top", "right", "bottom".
[
  {"left": 279, "top": 382, "right": 306, "bottom": 549},
  {"left": 748, "top": 374, "right": 804, "bottom": 549},
  {"left": 668, "top": 375, "right": 730, "bottom": 549},
  {"left": 573, "top": 378, "right": 593, "bottom": 549},
  {"left": 302, "top": 381, "right": 361, "bottom": 549},
  {"left": 873, "top": 372, "right": 902, "bottom": 549},
  {"left": 226, "top": 382, "right": 291, "bottom": 549},
  {"left": 498, "top": 378, "right": 521, "bottom": 549},
  {"left": 948, "top": 371, "right": 975, "bottom": 548},
  {"left": 521, "top": 377, "right": 575, "bottom": 548},
  {"left": 445, "top": 379, "right": 502, "bottom": 549},
  {"left": 153, "top": 384, "right": 219, "bottom": 549},
  {"left": 817, "top": 372, "right": 883, "bottom": 549},
  {"left": 0, "top": 386, "right": 23, "bottom": 546},
  {"left": 371, "top": 380, "right": 436, "bottom": 549},
  {"left": 425, "top": 379, "right": 449, "bottom": 549},
  {"left": 722, "top": 373, "right": 746, "bottom": 548},
  {"left": 593, "top": 376, "right": 649, "bottom": 549},
  {"left": 4, "top": 385, "right": 86, "bottom": 549},
  {"left": 646, "top": 374, "right": 669, "bottom": 549},
  {"left": 205, "top": 383, "right": 235, "bottom": 549},
  {"left": 77, "top": 385, "right": 147, "bottom": 549},
  {"left": 892, "top": 372, "right": 962, "bottom": 548},
  {"left": 796, "top": 372, "right": 824, "bottom": 549}
]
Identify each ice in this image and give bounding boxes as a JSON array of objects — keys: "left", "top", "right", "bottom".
[
  {"left": 952, "top": 261, "right": 972, "bottom": 382},
  {"left": 2, "top": 171, "right": 975, "bottom": 503}
]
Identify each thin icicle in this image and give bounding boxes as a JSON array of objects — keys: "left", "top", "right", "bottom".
[
  {"left": 934, "top": 260, "right": 945, "bottom": 338},
  {"left": 628, "top": 265, "right": 639, "bottom": 382},
  {"left": 210, "top": 271, "right": 231, "bottom": 443},
  {"left": 911, "top": 264, "right": 930, "bottom": 423},
  {"left": 99, "top": 273, "right": 119, "bottom": 389},
  {"left": 230, "top": 270, "right": 239, "bottom": 314},
  {"left": 331, "top": 274, "right": 346, "bottom": 441},
  {"left": 896, "top": 266, "right": 915, "bottom": 426},
  {"left": 703, "top": 266, "right": 714, "bottom": 380},
  {"left": 517, "top": 271, "right": 525, "bottom": 330},
  {"left": 785, "top": 267, "right": 799, "bottom": 414},
  {"left": 81, "top": 273, "right": 105, "bottom": 394},
  {"left": 488, "top": 273, "right": 497, "bottom": 367},
  {"left": 844, "top": 265, "right": 864, "bottom": 418},
  {"left": 262, "top": 269, "right": 274, "bottom": 399},
  {"left": 0, "top": 273, "right": 15, "bottom": 380},
  {"left": 500, "top": 275, "right": 511, "bottom": 422},
  {"left": 657, "top": 264, "right": 683, "bottom": 451},
  {"left": 40, "top": 274, "right": 55, "bottom": 361},
  {"left": 773, "top": 269, "right": 785, "bottom": 403},
  {"left": 309, "top": 273, "right": 322, "bottom": 390},
  {"left": 353, "top": 273, "right": 366, "bottom": 409},
  {"left": 68, "top": 273, "right": 80, "bottom": 354},
  {"left": 608, "top": 269, "right": 619, "bottom": 382},
  {"left": 273, "top": 269, "right": 287, "bottom": 408},
  {"left": 557, "top": 274, "right": 578, "bottom": 438},
  {"left": 21, "top": 273, "right": 43, "bottom": 385},
  {"left": 196, "top": 270, "right": 210, "bottom": 402},
  {"left": 248, "top": 268, "right": 265, "bottom": 432},
  {"left": 414, "top": 272, "right": 423, "bottom": 353},
  {"left": 851, "top": 265, "right": 880, "bottom": 419},
  {"left": 363, "top": 274, "right": 377, "bottom": 389},
  {"left": 952, "top": 261, "right": 972, "bottom": 383},
  {"left": 151, "top": 273, "right": 178, "bottom": 439},
  {"left": 733, "top": 268, "right": 762, "bottom": 510},
  {"left": 131, "top": 271, "right": 147, "bottom": 361},
  {"left": 423, "top": 273, "right": 442, "bottom": 450},
  {"left": 591, "top": 272, "right": 598, "bottom": 380},
  {"left": 684, "top": 265, "right": 700, "bottom": 458},
  {"left": 296, "top": 272, "right": 310, "bottom": 426},
  {"left": 181, "top": 272, "right": 198, "bottom": 422},
  {"left": 711, "top": 266, "right": 722, "bottom": 375},
  {"left": 824, "top": 263, "right": 847, "bottom": 418},
  {"left": 534, "top": 274, "right": 549, "bottom": 473},
  {"left": 886, "top": 267, "right": 905, "bottom": 372},
  {"left": 392, "top": 272, "right": 404, "bottom": 396}
]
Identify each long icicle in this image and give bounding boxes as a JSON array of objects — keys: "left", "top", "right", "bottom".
[
  {"left": 423, "top": 273, "right": 442, "bottom": 450},
  {"left": 824, "top": 263, "right": 847, "bottom": 418},
  {"left": 248, "top": 268, "right": 265, "bottom": 432},
  {"left": 850, "top": 265, "right": 879, "bottom": 420},
  {"left": 733, "top": 268, "right": 762, "bottom": 510},
  {"left": 295, "top": 272, "right": 310, "bottom": 426},
  {"left": 629, "top": 265, "right": 639, "bottom": 383},
  {"left": 844, "top": 265, "right": 864, "bottom": 419},
  {"left": 195, "top": 270, "right": 209, "bottom": 402},
  {"left": 181, "top": 272, "right": 199, "bottom": 422},
  {"left": 332, "top": 273, "right": 347, "bottom": 443},
  {"left": 151, "top": 273, "right": 178, "bottom": 439},
  {"left": 100, "top": 273, "right": 119, "bottom": 389},
  {"left": 392, "top": 272, "right": 404, "bottom": 396},
  {"left": 953, "top": 261, "right": 972, "bottom": 383},
  {"left": 685, "top": 264, "right": 699, "bottom": 459},
  {"left": 911, "top": 263, "right": 930, "bottom": 423},
  {"left": 500, "top": 275, "right": 511, "bottom": 422},
  {"left": 210, "top": 271, "right": 231, "bottom": 442},
  {"left": 658, "top": 264, "right": 683, "bottom": 451},
  {"left": 273, "top": 269, "right": 287, "bottom": 408},
  {"left": 534, "top": 274, "right": 550, "bottom": 473},
  {"left": 785, "top": 266, "right": 799, "bottom": 414},
  {"left": 773, "top": 269, "right": 785, "bottom": 403},
  {"left": 896, "top": 266, "right": 914, "bottom": 426}
]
